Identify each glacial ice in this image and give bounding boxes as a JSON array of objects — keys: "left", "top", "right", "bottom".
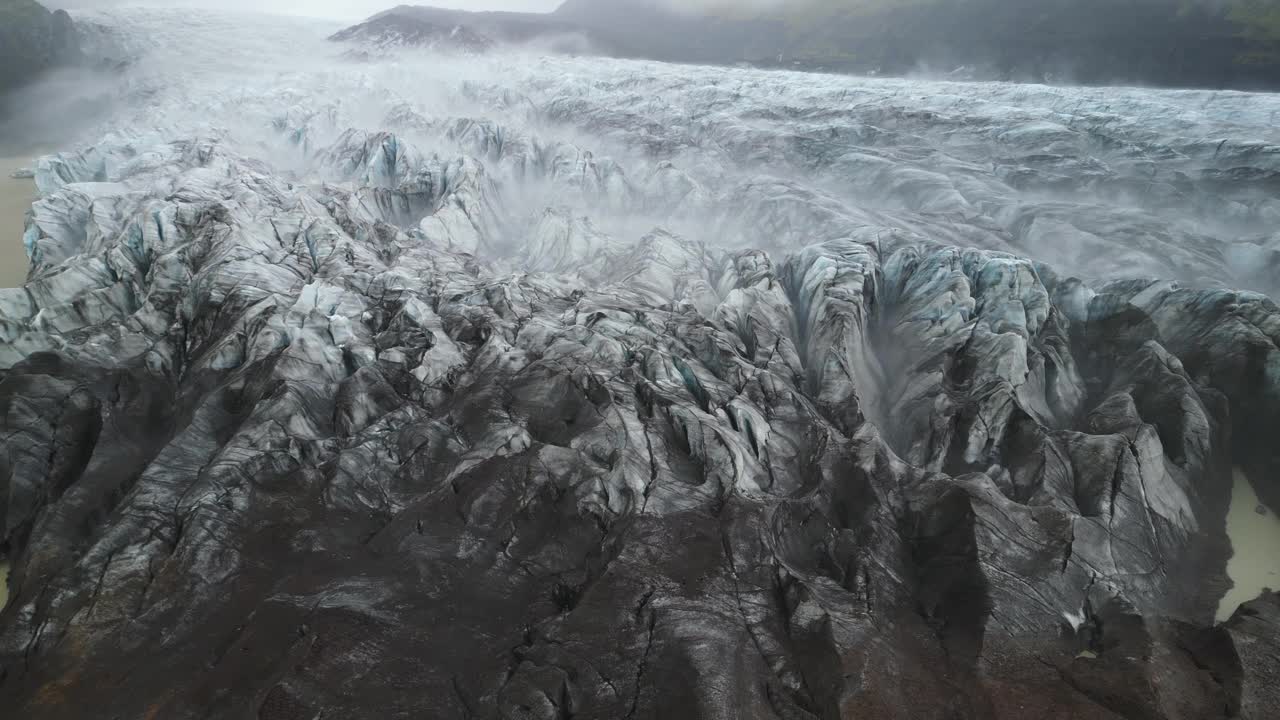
[{"left": 1, "top": 7, "right": 1280, "bottom": 719}]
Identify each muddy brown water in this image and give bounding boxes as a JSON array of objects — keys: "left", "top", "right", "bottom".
[
  {"left": 1, "top": 153, "right": 36, "bottom": 608},
  {"left": 1, "top": 153, "right": 38, "bottom": 289},
  {"left": 1218, "top": 468, "right": 1280, "bottom": 622}
]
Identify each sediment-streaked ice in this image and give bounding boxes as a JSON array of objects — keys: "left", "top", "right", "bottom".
[{"left": 1, "top": 8, "right": 1279, "bottom": 719}]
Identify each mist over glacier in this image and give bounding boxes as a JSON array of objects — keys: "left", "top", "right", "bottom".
[
  {"left": 22, "top": 6, "right": 1280, "bottom": 295},
  {"left": 3, "top": 7, "right": 1280, "bottom": 719}
]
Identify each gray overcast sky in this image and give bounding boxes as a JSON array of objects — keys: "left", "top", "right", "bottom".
[{"left": 47, "top": 1, "right": 565, "bottom": 20}]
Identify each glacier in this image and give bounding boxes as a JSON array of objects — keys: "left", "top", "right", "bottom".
[{"left": 1, "top": 7, "right": 1280, "bottom": 719}]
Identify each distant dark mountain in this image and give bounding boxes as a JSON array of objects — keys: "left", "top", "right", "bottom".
[
  {"left": 369, "top": 5, "right": 584, "bottom": 43},
  {"left": 0, "top": 0, "right": 81, "bottom": 96},
  {"left": 331, "top": 2, "right": 785, "bottom": 61},
  {"left": 330, "top": 13, "right": 495, "bottom": 53},
  {"left": 551, "top": 0, "right": 785, "bottom": 64},
  {"left": 552, "top": 0, "right": 1280, "bottom": 89},
  {"left": 337, "top": 1, "right": 1280, "bottom": 90},
  {"left": 747, "top": 0, "right": 1280, "bottom": 89}
]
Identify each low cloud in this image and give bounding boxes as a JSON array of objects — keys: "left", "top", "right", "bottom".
[{"left": 47, "top": 1, "right": 564, "bottom": 21}]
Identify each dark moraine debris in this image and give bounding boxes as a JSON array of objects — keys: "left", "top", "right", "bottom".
[{"left": 0, "top": 128, "right": 1277, "bottom": 718}]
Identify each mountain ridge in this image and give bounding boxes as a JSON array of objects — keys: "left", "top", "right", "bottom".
[
  {"left": 337, "top": 0, "right": 1280, "bottom": 89},
  {"left": 0, "top": 0, "right": 81, "bottom": 97}
]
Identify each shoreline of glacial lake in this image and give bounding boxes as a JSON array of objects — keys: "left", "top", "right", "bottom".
[
  {"left": 1, "top": 153, "right": 39, "bottom": 289},
  {"left": 1217, "top": 468, "right": 1280, "bottom": 622}
]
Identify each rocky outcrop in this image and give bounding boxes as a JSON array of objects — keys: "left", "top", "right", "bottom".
[
  {"left": 0, "top": 0, "right": 80, "bottom": 97},
  {"left": 1223, "top": 592, "right": 1280, "bottom": 717},
  {"left": 330, "top": 14, "right": 494, "bottom": 54},
  {"left": 342, "top": 1, "right": 1280, "bottom": 89},
  {"left": 2, "top": 8, "right": 1280, "bottom": 719},
  {"left": 332, "top": 5, "right": 590, "bottom": 54}
]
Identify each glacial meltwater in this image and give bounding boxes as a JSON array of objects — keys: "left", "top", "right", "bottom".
[
  {"left": 2, "top": 153, "right": 37, "bottom": 605},
  {"left": 1218, "top": 469, "right": 1280, "bottom": 622},
  {"left": 1, "top": 154, "right": 37, "bottom": 288}
]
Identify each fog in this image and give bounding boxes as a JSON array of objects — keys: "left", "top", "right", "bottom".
[
  {"left": 42, "top": 1, "right": 905, "bottom": 20},
  {"left": 9, "top": 4, "right": 1280, "bottom": 295},
  {"left": 656, "top": 0, "right": 798, "bottom": 13},
  {"left": 48, "top": 0, "right": 564, "bottom": 20},
  {"left": 2, "top": 2, "right": 1278, "bottom": 320}
]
